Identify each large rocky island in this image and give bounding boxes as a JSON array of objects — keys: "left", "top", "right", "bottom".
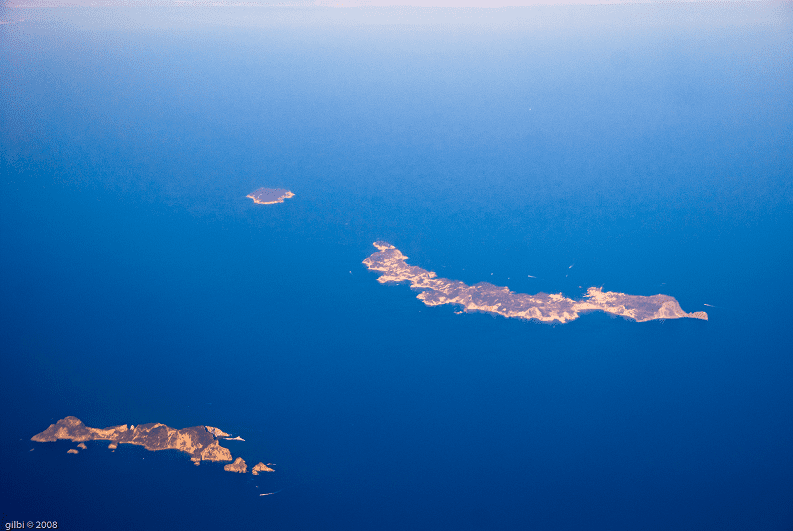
[
  {"left": 363, "top": 242, "right": 708, "bottom": 324},
  {"left": 32, "top": 417, "right": 274, "bottom": 475},
  {"left": 246, "top": 187, "right": 294, "bottom": 205}
]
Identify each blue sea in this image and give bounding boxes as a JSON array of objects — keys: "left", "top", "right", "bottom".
[{"left": 1, "top": 3, "right": 792, "bottom": 529}]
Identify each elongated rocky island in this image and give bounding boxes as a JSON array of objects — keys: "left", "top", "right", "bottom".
[
  {"left": 32, "top": 417, "right": 273, "bottom": 475},
  {"left": 363, "top": 242, "right": 707, "bottom": 324},
  {"left": 246, "top": 187, "right": 294, "bottom": 205}
]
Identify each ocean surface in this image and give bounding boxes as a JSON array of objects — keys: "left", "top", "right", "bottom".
[{"left": 1, "top": 3, "right": 792, "bottom": 529}]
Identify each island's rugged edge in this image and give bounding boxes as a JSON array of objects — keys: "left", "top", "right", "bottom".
[
  {"left": 363, "top": 242, "right": 708, "bottom": 324},
  {"left": 246, "top": 187, "right": 294, "bottom": 205},
  {"left": 32, "top": 417, "right": 274, "bottom": 475}
]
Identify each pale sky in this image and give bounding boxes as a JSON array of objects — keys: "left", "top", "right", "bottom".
[{"left": 6, "top": 0, "right": 759, "bottom": 7}]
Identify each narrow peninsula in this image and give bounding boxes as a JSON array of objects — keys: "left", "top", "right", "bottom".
[
  {"left": 246, "top": 188, "right": 294, "bottom": 205},
  {"left": 32, "top": 417, "right": 272, "bottom": 475},
  {"left": 363, "top": 242, "right": 707, "bottom": 324}
]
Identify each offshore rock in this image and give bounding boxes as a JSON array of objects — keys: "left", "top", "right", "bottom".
[
  {"left": 224, "top": 457, "right": 247, "bottom": 473},
  {"left": 252, "top": 462, "right": 275, "bottom": 475},
  {"left": 246, "top": 188, "right": 294, "bottom": 205}
]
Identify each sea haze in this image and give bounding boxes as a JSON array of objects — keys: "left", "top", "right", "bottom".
[{"left": 1, "top": 3, "right": 792, "bottom": 530}]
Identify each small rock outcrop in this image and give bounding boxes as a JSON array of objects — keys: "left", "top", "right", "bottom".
[
  {"left": 252, "top": 462, "right": 275, "bottom": 475},
  {"left": 224, "top": 457, "right": 247, "bottom": 473}
]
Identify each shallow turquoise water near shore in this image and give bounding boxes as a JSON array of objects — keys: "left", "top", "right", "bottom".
[{"left": 2, "top": 5, "right": 792, "bottom": 529}]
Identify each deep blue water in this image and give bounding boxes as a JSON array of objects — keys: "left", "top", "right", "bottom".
[{"left": 2, "top": 4, "right": 792, "bottom": 530}]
